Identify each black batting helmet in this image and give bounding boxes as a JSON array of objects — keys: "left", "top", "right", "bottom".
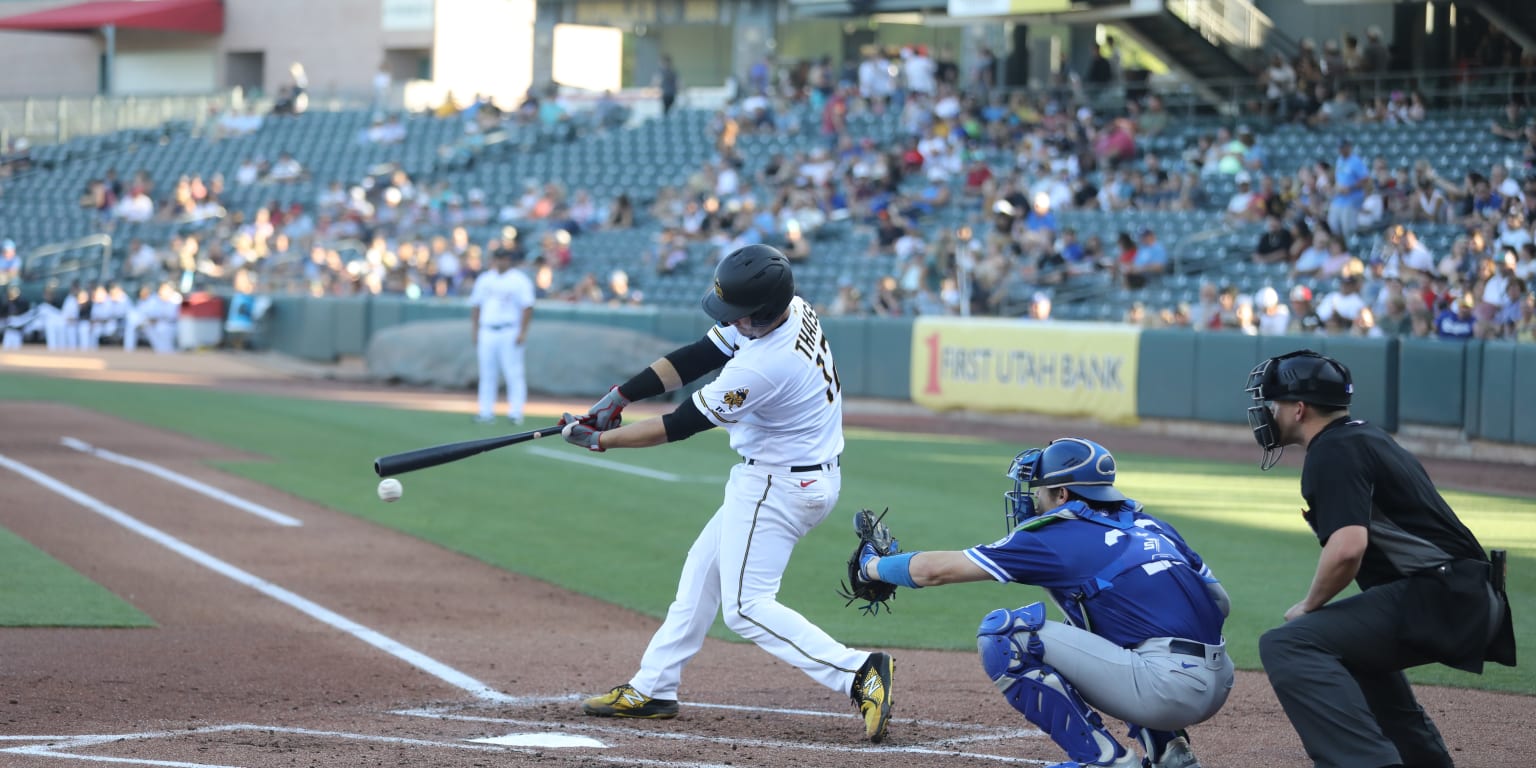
[{"left": 702, "top": 244, "right": 795, "bottom": 326}]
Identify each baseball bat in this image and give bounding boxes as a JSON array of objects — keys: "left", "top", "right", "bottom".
[{"left": 373, "top": 424, "right": 565, "bottom": 477}]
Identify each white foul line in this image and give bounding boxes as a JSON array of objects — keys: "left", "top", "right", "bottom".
[
  {"left": 60, "top": 437, "right": 302, "bottom": 527},
  {"left": 0, "top": 453, "right": 514, "bottom": 705},
  {"left": 525, "top": 445, "right": 683, "bottom": 481}
]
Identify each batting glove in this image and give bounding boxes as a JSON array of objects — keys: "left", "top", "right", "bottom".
[
  {"left": 584, "top": 385, "right": 629, "bottom": 431},
  {"left": 561, "top": 413, "right": 605, "bottom": 452}
]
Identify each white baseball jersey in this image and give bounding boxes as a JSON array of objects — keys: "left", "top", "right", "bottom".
[
  {"left": 469, "top": 267, "right": 535, "bottom": 330},
  {"left": 693, "top": 297, "right": 843, "bottom": 466},
  {"left": 626, "top": 294, "right": 872, "bottom": 703}
]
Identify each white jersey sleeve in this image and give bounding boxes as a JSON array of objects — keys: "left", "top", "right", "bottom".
[
  {"left": 706, "top": 323, "right": 741, "bottom": 357},
  {"left": 692, "top": 364, "right": 774, "bottom": 427}
]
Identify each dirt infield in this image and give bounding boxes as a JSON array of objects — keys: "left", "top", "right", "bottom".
[{"left": 1, "top": 350, "right": 1529, "bottom": 768}]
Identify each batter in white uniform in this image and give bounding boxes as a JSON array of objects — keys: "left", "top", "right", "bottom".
[
  {"left": 469, "top": 248, "right": 535, "bottom": 424},
  {"left": 560, "top": 244, "right": 895, "bottom": 742}
]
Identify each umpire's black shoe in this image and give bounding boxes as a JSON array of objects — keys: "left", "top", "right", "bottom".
[{"left": 851, "top": 652, "right": 894, "bottom": 742}]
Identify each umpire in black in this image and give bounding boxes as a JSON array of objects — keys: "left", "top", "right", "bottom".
[{"left": 1244, "top": 349, "right": 1515, "bottom": 768}]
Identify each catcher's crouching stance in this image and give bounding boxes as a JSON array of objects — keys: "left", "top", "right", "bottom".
[{"left": 842, "top": 438, "right": 1235, "bottom": 768}]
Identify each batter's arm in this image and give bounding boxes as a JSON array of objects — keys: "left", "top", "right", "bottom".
[
  {"left": 613, "top": 337, "right": 731, "bottom": 403},
  {"left": 1286, "top": 524, "right": 1367, "bottom": 621},
  {"left": 591, "top": 397, "right": 716, "bottom": 450}
]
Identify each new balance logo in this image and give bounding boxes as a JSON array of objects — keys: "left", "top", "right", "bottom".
[
  {"left": 622, "top": 691, "right": 645, "bottom": 706},
  {"left": 800, "top": 479, "right": 818, "bottom": 488}
]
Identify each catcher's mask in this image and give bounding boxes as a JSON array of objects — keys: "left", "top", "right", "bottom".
[
  {"left": 1003, "top": 437, "right": 1126, "bottom": 531},
  {"left": 1245, "top": 349, "right": 1353, "bottom": 471}
]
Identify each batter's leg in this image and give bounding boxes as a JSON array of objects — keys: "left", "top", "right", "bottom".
[
  {"left": 475, "top": 333, "right": 499, "bottom": 420},
  {"left": 717, "top": 467, "right": 867, "bottom": 693},
  {"left": 629, "top": 508, "right": 726, "bottom": 700}
]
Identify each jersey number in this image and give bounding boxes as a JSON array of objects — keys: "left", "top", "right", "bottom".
[{"left": 816, "top": 335, "right": 841, "bottom": 403}]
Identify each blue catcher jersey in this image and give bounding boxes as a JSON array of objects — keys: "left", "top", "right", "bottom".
[{"left": 964, "top": 500, "right": 1225, "bottom": 648}]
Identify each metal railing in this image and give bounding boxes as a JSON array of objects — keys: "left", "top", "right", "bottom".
[
  {"left": 16, "top": 234, "right": 112, "bottom": 289},
  {"left": 0, "top": 87, "right": 389, "bottom": 150}
]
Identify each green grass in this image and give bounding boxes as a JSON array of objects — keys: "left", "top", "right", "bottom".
[
  {"left": 2, "top": 372, "right": 1531, "bottom": 694},
  {"left": 0, "top": 524, "right": 154, "bottom": 627}
]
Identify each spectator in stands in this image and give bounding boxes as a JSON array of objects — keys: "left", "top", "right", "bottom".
[
  {"left": 1287, "top": 284, "right": 1324, "bottom": 334},
  {"left": 1252, "top": 214, "right": 1294, "bottom": 264},
  {"left": 872, "top": 275, "right": 906, "bottom": 316},
  {"left": 1329, "top": 138, "right": 1368, "bottom": 238},
  {"left": 1491, "top": 101, "right": 1526, "bottom": 141},
  {"left": 657, "top": 55, "right": 680, "bottom": 116},
  {"left": 1317, "top": 273, "right": 1367, "bottom": 330},
  {"left": 1190, "top": 281, "right": 1222, "bottom": 330},
  {"left": 0, "top": 239, "right": 17, "bottom": 283},
  {"left": 1410, "top": 170, "right": 1452, "bottom": 223},
  {"left": 1225, "top": 173, "right": 1262, "bottom": 223},
  {"left": 1254, "top": 285, "right": 1292, "bottom": 335},
  {"left": 269, "top": 153, "right": 305, "bottom": 183},
  {"left": 1435, "top": 291, "right": 1478, "bottom": 340},
  {"left": 1122, "top": 229, "right": 1167, "bottom": 289},
  {"left": 1488, "top": 278, "right": 1527, "bottom": 338}
]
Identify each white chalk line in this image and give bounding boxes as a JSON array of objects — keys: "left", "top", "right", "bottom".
[
  {"left": 395, "top": 707, "right": 1048, "bottom": 763},
  {"left": 60, "top": 437, "right": 303, "bottom": 527},
  {"left": 525, "top": 445, "right": 697, "bottom": 482},
  {"left": 0, "top": 724, "right": 744, "bottom": 768},
  {"left": 0, "top": 454, "right": 513, "bottom": 705}
]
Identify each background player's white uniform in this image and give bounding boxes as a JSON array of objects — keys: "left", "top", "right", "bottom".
[
  {"left": 627, "top": 296, "right": 871, "bottom": 699},
  {"left": 469, "top": 265, "right": 535, "bottom": 422}
]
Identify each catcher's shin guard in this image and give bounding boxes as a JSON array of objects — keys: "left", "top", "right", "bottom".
[{"left": 978, "top": 604, "right": 1126, "bottom": 767}]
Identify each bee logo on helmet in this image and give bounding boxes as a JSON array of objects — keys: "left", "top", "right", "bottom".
[{"left": 702, "top": 244, "right": 796, "bottom": 327}]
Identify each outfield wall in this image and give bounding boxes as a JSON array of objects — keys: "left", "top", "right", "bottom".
[{"left": 260, "top": 296, "right": 1536, "bottom": 447}]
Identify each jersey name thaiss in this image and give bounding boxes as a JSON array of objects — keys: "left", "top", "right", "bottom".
[{"left": 696, "top": 298, "right": 844, "bottom": 465}]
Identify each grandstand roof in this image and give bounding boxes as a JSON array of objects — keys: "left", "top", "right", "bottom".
[{"left": 0, "top": 0, "right": 223, "bottom": 35}]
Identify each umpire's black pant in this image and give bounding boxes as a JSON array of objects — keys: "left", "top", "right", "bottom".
[{"left": 1259, "top": 579, "right": 1452, "bottom": 768}]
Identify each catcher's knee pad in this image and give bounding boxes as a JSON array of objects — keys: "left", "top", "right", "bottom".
[
  {"left": 977, "top": 602, "right": 1047, "bottom": 684},
  {"left": 977, "top": 603, "right": 1122, "bottom": 767}
]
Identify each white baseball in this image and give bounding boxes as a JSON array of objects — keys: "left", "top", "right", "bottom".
[{"left": 377, "top": 478, "right": 403, "bottom": 502}]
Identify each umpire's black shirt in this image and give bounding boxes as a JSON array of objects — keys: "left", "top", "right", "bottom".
[
  {"left": 1300, "top": 417, "right": 1487, "bottom": 590},
  {"left": 1300, "top": 417, "right": 1514, "bottom": 671}
]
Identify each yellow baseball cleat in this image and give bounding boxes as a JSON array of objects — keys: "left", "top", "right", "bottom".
[
  {"left": 581, "top": 684, "right": 679, "bottom": 719},
  {"left": 851, "top": 652, "right": 894, "bottom": 742}
]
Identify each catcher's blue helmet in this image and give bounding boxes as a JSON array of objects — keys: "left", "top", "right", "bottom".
[{"left": 1004, "top": 438, "right": 1126, "bottom": 530}]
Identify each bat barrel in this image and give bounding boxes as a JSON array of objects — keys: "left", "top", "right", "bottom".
[{"left": 373, "top": 425, "right": 564, "bottom": 477}]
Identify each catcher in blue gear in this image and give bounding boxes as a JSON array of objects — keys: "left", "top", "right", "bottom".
[{"left": 847, "top": 438, "right": 1234, "bottom": 768}]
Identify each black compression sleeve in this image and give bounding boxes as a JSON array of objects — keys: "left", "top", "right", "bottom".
[
  {"left": 662, "top": 397, "right": 716, "bottom": 442},
  {"left": 665, "top": 336, "right": 732, "bottom": 384},
  {"left": 617, "top": 366, "right": 664, "bottom": 402}
]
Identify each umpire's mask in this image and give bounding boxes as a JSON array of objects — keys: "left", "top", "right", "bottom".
[{"left": 1245, "top": 349, "right": 1353, "bottom": 470}]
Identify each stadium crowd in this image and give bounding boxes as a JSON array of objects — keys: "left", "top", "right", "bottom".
[{"left": 3, "top": 29, "right": 1536, "bottom": 347}]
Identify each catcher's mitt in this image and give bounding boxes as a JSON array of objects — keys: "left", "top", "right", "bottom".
[{"left": 837, "top": 507, "right": 900, "bottom": 616}]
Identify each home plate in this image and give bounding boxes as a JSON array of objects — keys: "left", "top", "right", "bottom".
[{"left": 468, "top": 733, "right": 608, "bottom": 748}]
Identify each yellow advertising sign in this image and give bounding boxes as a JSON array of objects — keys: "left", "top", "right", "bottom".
[{"left": 910, "top": 318, "right": 1141, "bottom": 424}]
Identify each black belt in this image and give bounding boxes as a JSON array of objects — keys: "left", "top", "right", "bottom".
[
  {"left": 1170, "top": 639, "right": 1208, "bottom": 658},
  {"left": 483, "top": 323, "right": 515, "bottom": 330},
  {"left": 744, "top": 455, "right": 840, "bottom": 472}
]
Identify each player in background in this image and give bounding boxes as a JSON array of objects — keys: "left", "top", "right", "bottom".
[
  {"left": 560, "top": 244, "right": 895, "bottom": 743},
  {"left": 470, "top": 247, "right": 535, "bottom": 425},
  {"left": 855, "top": 437, "right": 1233, "bottom": 768}
]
